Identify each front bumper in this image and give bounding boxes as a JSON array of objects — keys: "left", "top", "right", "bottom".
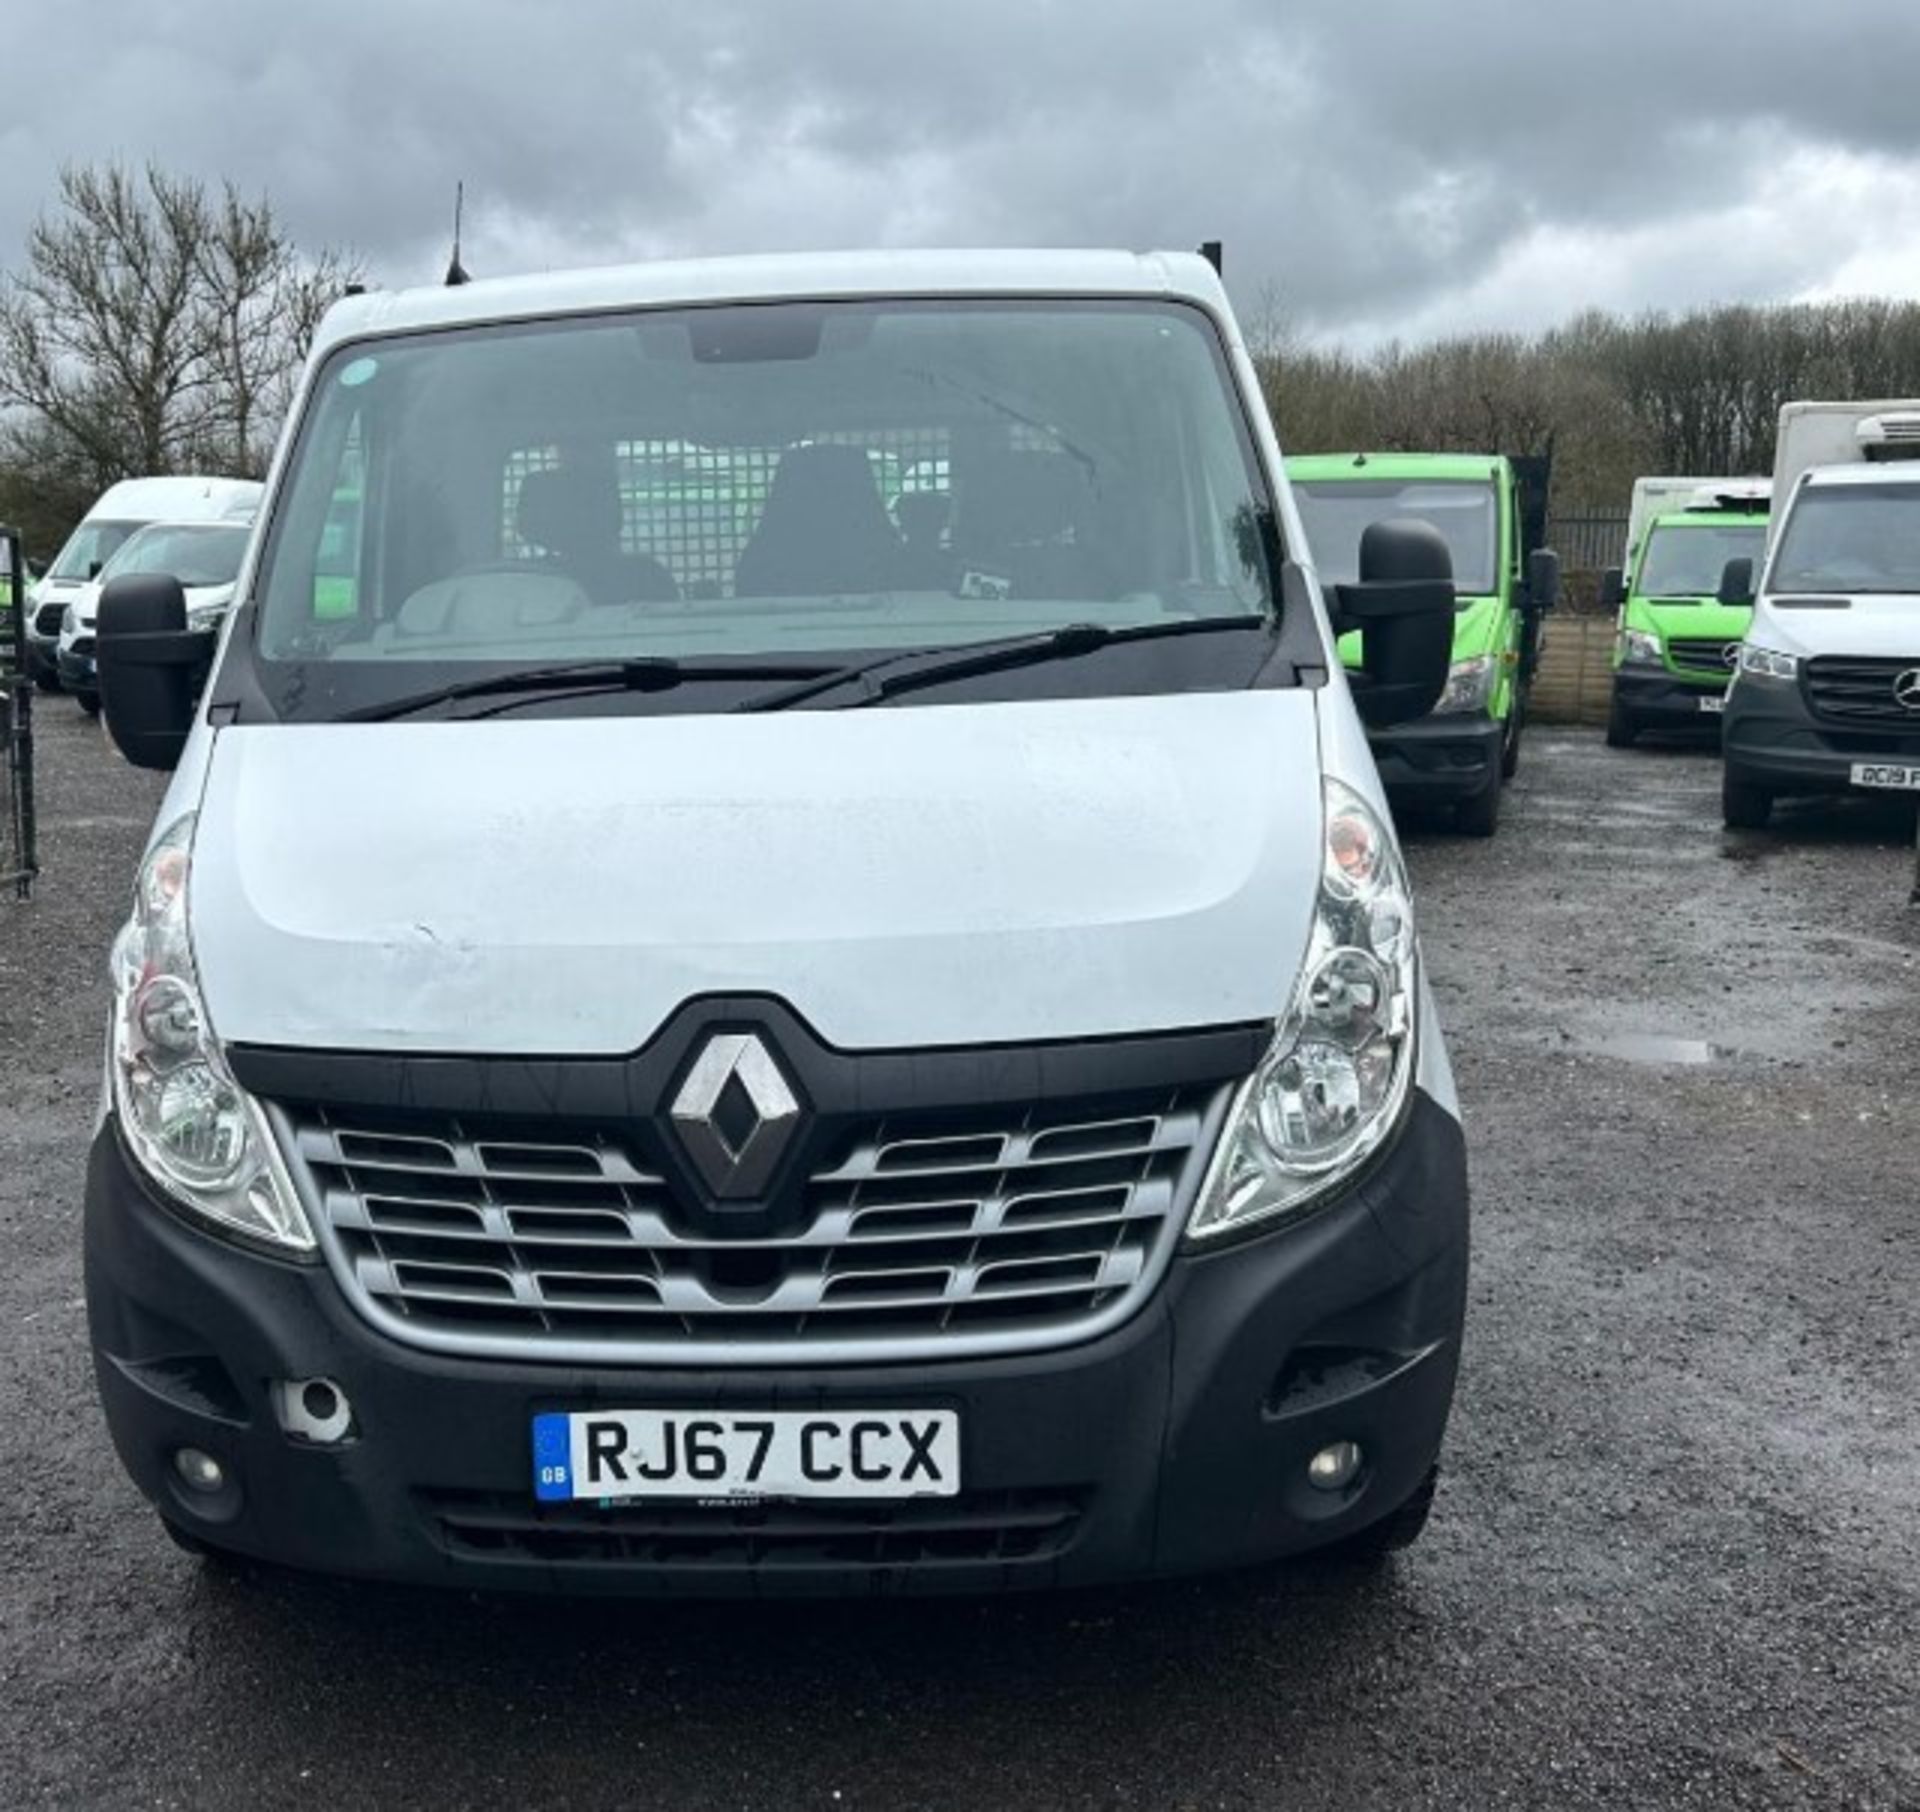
[
  {"left": 25, "top": 627, "right": 60, "bottom": 685},
  {"left": 85, "top": 1090, "right": 1469, "bottom": 1596},
  {"left": 1724, "top": 678, "right": 1920, "bottom": 796},
  {"left": 1611, "top": 666, "right": 1727, "bottom": 728},
  {"left": 1367, "top": 713, "right": 1503, "bottom": 801},
  {"left": 56, "top": 643, "right": 96, "bottom": 696}
]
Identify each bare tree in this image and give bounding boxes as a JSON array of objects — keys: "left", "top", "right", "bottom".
[{"left": 0, "top": 162, "right": 360, "bottom": 486}]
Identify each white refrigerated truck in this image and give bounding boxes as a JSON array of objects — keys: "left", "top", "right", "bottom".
[{"left": 1721, "top": 400, "right": 1920, "bottom": 827}]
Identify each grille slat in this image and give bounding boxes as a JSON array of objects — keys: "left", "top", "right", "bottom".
[{"left": 283, "top": 1088, "right": 1213, "bottom": 1361}]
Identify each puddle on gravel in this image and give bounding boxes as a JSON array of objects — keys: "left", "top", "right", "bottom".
[{"left": 1585, "top": 1032, "right": 1725, "bottom": 1065}]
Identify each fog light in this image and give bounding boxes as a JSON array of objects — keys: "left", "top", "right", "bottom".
[
  {"left": 173, "top": 1447, "right": 225, "bottom": 1493},
  {"left": 1307, "top": 1440, "right": 1363, "bottom": 1492}
]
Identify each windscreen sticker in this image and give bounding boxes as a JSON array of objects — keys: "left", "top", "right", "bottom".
[{"left": 339, "top": 356, "right": 379, "bottom": 388}]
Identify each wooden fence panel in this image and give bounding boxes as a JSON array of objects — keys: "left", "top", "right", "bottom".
[{"left": 1530, "top": 616, "right": 1615, "bottom": 725}]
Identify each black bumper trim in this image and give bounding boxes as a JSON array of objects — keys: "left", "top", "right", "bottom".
[
  {"left": 1611, "top": 668, "right": 1727, "bottom": 725},
  {"left": 85, "top": 1089, "right": 1470, "bottom": 1595},
  {"left": 1367, "top": 714, "right": 1503, "bottom": 801},
  {"left": 1724, "top": 681, "right": 1920, "bottom": 795}
]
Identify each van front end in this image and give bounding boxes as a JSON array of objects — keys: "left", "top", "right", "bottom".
[{"left": 84, "top": 252, "right": 1470, "bottom": 1594}]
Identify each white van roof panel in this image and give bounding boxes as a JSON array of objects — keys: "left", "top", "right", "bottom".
[{"left": 313, "top": 250, "right": 1227, "bottom": 355}]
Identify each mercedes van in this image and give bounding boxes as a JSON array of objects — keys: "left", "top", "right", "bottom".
[
  {"left": 1601, "top": 482, "right": 1770, "bottom": 746},
  {"left": 1722, "top": 402, "right": 1920, "bottom": 828},
  {"left": 1286, "top": 452, "right": 1559, "bottom": 836},
  {"left": 86, "top": 251, "right": 1468, "bottom": 1595},
  {"left": 25, "top": 477, "right": 261, "bottom": 689}
]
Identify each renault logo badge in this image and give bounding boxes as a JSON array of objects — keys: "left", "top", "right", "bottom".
[
  {"left": 669, "top": 1033, "right": 800, "bottom": 1200},
  {"left": 1893, "top": 668, "right": 1920, "bottom": 712}
]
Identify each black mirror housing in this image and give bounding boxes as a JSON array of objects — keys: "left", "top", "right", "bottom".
[
  {"left": 1528, "top": 547, "right": 1562, "bottom": 611},
  {"left": 96, "top": 574, "right": 216, "bottom": 771},
  {"left": 1334, "top": 518, "right": 1456, "bottom": 729},
  {"left": 1599, "top": 566, "right": 1625, "bottom": 611},
  {"left": 1717, "top": 556, "right": 1756, "bottom": 609}
]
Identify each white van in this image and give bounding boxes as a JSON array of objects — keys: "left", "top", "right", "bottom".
[
  {"left": 86, "top": 251, "right": 1468, "bottom": 1593},
  {"left": 26, "top": 476, "right": 261, "bottom": 687},
  {"left": 1721, "top": 401, "right": 1920, "bottom": 827}
]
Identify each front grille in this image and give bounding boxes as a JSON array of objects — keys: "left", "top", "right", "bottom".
[
  {"left": 32, "top": 601, "right": 64, "bottom": 636},
  {"left": 1803, "top": 655, "right": 1920, "bottom": 728},
  {"left": 1667, "top": 636, "right": 1739, "bottom": 676},
  {"left": 421, "top": 1487, "right": 1087, "bottom": 1570},
  {"left": 281, "top": 1087, "right": 1215, "bottom": 1362}
]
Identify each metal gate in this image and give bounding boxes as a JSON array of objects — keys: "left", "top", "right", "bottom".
[{"left": 2, "top": 525, "right": 37, "bottom": 899}]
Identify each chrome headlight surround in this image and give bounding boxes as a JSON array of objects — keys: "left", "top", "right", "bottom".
[
  {"left": 1618, "top": 628, "right": 1664, "bottom": 668},
  {"left": 1187, "top": 778, "right": 1418, "bottom": 1243},
  {"left": 109, "top": 813, "right": 312, "bottom": 1252}
]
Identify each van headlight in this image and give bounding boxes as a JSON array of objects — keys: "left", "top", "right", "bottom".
[
  {"left": 1432, "top": 653, "right": 1497, "bottom": 715},
  {"left": 109, "top": 813, "right": 312, "bottom": 1251},
  {"left": 1618, "top": 629, "right": 1663, "bottom": 667},
  {"left": 1738, "top": 644, "right": 1797, "bottom": 681},
  {"left": 1187, "top": 779, "right": 1417, "bottom": 1241}
]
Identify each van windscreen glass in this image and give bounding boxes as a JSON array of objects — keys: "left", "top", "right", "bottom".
[
  {"left": 1292, "top": 480, "right": 1498, "bottom": 596},
  {"left": 1770, "top": 483, "right": 1920, "bottom": 595},
  {"left": 248, "top": 300, "right": 1278, "bottom": 717},
  {"left": 47, "top": 519, "right": 141, "bottom": 582},
  {"left": 1636, "top": 521, "right": 1768, "bottom": 598}
]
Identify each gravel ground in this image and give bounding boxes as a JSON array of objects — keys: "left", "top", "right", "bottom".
[{"left": 1, "top": 703, "right": 1915, "bottom": 1811}]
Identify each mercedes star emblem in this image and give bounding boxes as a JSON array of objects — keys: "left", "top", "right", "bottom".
[
  {"left": 1893, "top": 668, "right": 1920, "bottom": 712},
  {"left": 669, "top": 1032, "right": 801, "bottom": 1199}
]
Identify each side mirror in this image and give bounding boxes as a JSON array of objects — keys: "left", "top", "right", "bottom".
[
  {"left": 1525, "top": 547, "right": 1560, "bottom": 611},
  {"left": 1598, "top": 567, "right": 1625, "bottom": 611},
  {"left": 1334, "top": 519, "right": 1456, "bottom": 729},
  {"left": 1717, "top": 557, "right": 1755, "bottom": 609},
  {"left": 87, "top": 560, "right": 103, "bottom": 581},
  {"left": 96, "top": 574, "right": 217, "bottom": 771}
]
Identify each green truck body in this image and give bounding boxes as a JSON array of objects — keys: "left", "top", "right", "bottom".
[
  {"left": 1286, "top": 451, "right": 1552, "bottom": 836},
  {"left": 1604, "top": 500, "right": 1769, "bottom": 747}
]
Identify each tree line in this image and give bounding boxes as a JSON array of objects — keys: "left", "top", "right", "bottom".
[
  {"left": 1254, "top": 297, "right": 1920, "bottom": 517},
  {"left": 0, "top": 163, "right": 359, "bottom": 557}
]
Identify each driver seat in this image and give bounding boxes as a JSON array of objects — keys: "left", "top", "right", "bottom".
[{"left": 516, "top": 464, "right": 678, "bottom": 604}]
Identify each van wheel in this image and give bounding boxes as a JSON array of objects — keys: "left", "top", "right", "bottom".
[
  {"left": 76, "top": 691, "right": 101, "bottom": 717},
  {"left": 1455, "top": 765, "right": 1502, "bottom": 837},
  {"left": 1330, "top": 1466, "right": 1438, "bottom": 1562},
  {"left": 1605, "top": 695, "right": 1637, "bottom": 749},
  {"left": 1722, "top": 771, "right": 1773, "bottom": 830}
]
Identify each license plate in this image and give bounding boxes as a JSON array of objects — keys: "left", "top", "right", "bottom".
[
  {"left": 1698, "top": 694, "right": 1726, "bottom": 715},
  {"left": 532, "top": 1409, "right": 961, "bottom": 1503},
  {"left": 1850, "top": 761, "right": 1920, "bottom": 792}
]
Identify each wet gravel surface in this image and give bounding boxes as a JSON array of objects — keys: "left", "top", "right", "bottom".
[{"left": 1, "top": 707, "right": 1915, "bottom": 1810}]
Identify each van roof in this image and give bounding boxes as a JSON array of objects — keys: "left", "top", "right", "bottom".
[
  {"left": 1799, "top": 462, "right": 1920, "bottom": 490},
  {"left": 314, "top": 249, "right": 1230, "bottom": 356},
  {"left": 86, "top": 475, "right": 262, "bottom": 521},
  {"left": 1284, "top": 452, "right": 1505, "bottom": 484}
]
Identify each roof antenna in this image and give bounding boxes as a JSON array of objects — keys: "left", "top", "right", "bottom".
[{"left": 444, "top": 181, "right": 471, "bottom": 287}]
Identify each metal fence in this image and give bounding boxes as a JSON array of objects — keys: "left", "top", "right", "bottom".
[
  {"left": 1546, "top": 509, "right": 1630, "bottom": 577},
  {"left": 2, "top": 525, "right": 37, "bottom": 900}
]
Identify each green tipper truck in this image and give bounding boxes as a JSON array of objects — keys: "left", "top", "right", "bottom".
[
  {"left": 1600, "top": 483, "right": 1769, "bottom": 747},
  {"left": 1287, "top": 452, "right": 1559, "bottom": 836}
]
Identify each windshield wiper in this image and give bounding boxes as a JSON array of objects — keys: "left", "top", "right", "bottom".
[
  {"left": 736, "top": 615, "right": 1268, "bottom": 714},
  {"left": 336, "top": 655, "right": 843, "bottom": 723}
]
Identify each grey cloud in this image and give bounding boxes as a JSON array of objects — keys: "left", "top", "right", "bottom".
[{"left": 2, "top": 0, "right": 1918, "bottom": 343}]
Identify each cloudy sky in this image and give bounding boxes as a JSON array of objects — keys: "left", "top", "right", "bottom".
[{"left": 4, "top": 0, "right": 1919, "bottom": 347}]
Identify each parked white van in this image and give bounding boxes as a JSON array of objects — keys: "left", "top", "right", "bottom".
[
  {"left": 26, "top": 476, "right": 261, "bottom": 688},
  {"left": 88, "top": 250, "right": 1468, "bottom": 1593},
  {"left": 1721, "top": 401, "right": 1920, "bottom": 827}
]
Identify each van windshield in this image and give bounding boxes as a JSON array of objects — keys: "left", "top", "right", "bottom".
[
  {"left": 1637, "top": 521, "right": 1768, "bottom": 598},
  {"left": 101, "top": 522, "right": 252, "bottom": 589},
  {"left": 249, "top": 299, "right": 1279, "bottom": 717},
  {"left": 1770, "top": 483, "right": 1920, "bottom": 594},
  {"left": 47, "top": 519, "right": 142, "bottom": 583},
  {"left": 1292, "top": 479, "right": 1498, "bottom": 596}
]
